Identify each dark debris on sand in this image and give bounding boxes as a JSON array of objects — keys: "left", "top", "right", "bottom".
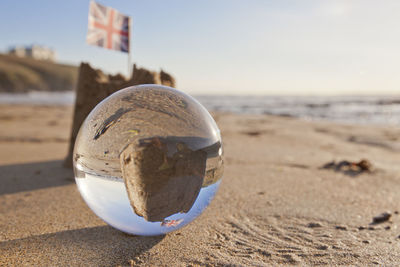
[
  {"left": 372, "top": 212, "right": 392, "bottom": 224},
  {"left": 321, "top": 159, "right": 373, "bottom": 176},
  {"left": 307, "top": 222, "right": 323, "bottom": 228}
]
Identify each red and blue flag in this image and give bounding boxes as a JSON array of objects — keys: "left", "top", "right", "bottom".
[{"left": 87, "top": 1, "right": 130, "bottom": 53}]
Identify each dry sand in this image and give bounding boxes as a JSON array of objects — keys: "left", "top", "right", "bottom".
[{"left": 1, "top": 104, "right": 400, "bottom": 266}]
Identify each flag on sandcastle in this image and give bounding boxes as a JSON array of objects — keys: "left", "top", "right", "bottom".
[{"left": 86, "top": 1, "right": 131, "bottom": 53}]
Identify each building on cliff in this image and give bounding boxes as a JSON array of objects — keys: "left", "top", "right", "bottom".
[{"left": 8, "top": 45, "right": 56, "bottom": 62}]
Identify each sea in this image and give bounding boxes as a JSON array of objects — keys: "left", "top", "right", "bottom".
[{"left": 1, "top": 91, "right": 400, "bottom": 126}]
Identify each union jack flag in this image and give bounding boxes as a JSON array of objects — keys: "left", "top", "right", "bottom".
[
  {"left": 87, "top": 1, "right": 130, "bottom": 53},
  {"left": 161, "top": 219, "right": 184, "bottom": 227}
]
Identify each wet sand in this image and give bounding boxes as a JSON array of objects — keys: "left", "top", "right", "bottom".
[{"left": 1, "top": 104, "right": 400, "bottom": 266}]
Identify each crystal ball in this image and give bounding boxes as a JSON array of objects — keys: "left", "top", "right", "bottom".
[{"left": 73, "top": 85, "right": 224, "bottom": 236}]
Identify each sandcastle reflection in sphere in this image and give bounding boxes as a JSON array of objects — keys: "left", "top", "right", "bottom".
[{"left": 73, "top": 85, "right": 224, "bottom": 236}]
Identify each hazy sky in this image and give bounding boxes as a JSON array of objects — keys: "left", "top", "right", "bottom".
[{"left": 1, "top": 0, "right": 399, "bottom": 95}]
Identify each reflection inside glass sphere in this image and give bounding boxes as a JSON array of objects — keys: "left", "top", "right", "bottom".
[{"left": 73, "top": 85, "right": 224, "bottom": 235}]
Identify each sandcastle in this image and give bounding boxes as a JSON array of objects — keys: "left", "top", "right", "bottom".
[{"left": 64, "top": 63, "right": 175, "bottom": 167}]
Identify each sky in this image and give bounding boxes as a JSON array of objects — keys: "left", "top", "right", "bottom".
[{"left": 1, "top": 0, "right": 400, "bottom": 95}]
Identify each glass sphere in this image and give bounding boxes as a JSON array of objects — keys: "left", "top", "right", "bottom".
[{"left": 73, "top": 85, "right": 224, "bottom": 236}]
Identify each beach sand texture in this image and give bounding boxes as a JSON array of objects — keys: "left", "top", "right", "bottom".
[{"left": 1, "top": 104, "right": 400, "bottom": 266}]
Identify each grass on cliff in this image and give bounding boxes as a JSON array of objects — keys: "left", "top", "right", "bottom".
[{"left": 0, "top": 54, "right": 78, "bottom": 93}]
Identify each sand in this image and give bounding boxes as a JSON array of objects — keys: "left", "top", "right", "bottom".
[{"left": 1, "top": 104, "right": 400, "bottom": 266}]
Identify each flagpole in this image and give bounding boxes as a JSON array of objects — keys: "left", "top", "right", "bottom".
[{"left": 128, "top": 16, "right": 132, "bottom": 78}]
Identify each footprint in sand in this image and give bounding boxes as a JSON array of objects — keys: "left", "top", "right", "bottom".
[{"left": 200, "top": 213, "right": 387, "bottom": 266}]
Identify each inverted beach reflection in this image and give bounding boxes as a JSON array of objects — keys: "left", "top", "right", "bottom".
[{"left": 76, "top": 172, "right": 221, "bottom": 236}]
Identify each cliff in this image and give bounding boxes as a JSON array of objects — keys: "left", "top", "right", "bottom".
[{"left": 0, "top": 54, "right": 78, "bottom": 93}]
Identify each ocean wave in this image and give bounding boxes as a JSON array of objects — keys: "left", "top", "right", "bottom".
[
  {"left": 1, "top": 92, "right": 399, "bottom": 126},
  {"left": 0, "top": 91, "right": 75, "bottom": 105},
  {"left": 194, "top": 95, "right": 400, "bottom": 126}
]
